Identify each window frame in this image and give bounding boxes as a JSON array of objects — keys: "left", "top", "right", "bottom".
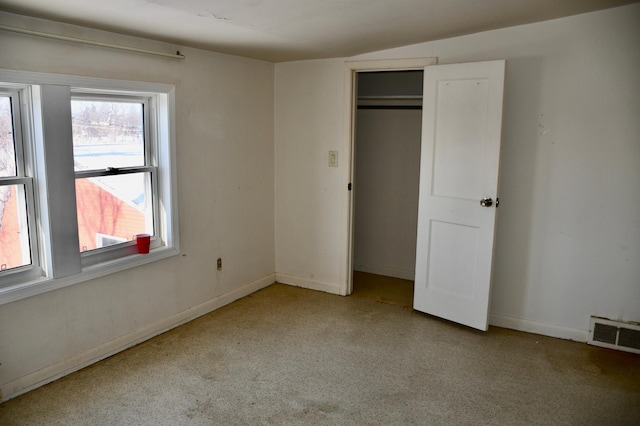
[{"left": 0, "top": 69, "right": 179, "bottom": 305}]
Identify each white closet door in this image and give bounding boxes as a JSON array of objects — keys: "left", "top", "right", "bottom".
[{"left": 414, "top": 60, "right": 505, "bottom": 331}]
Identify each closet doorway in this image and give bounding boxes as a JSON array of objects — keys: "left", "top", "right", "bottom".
[
  {"left": 351, "top": 70, "right": 424, "bottom": 305},
  {"left": 346, "top": 59, "right": 505, "bottom": 330}
]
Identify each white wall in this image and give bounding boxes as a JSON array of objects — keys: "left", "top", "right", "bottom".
[
  {"left": 274, "top": 59, "right": 349, "bottom": 294},
  {"left": 0, "top": 12, "right": 275, "bottom": 400},
  {"left": 274, "top": 4, "right": 640, "bottom": 340},
  {"left": 353, "top": 108, "right": 421, "bottom": 280}
]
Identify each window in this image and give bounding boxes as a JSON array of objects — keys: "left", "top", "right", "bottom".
[
  {"left": 0, "top": 88, "right": 38, "bottom": 281},
  {"left": 71, "top": 95, "right": 156, "bottom": 263},
  {"left": 0, "top": 70, "right": 179, "bottom": 304}
]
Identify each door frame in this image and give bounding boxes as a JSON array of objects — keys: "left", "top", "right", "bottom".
[{"left": 341, "top": 57, "right": 437, "bottom": 296}]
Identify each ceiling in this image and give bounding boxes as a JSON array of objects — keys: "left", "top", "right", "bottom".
[{"left": 0, "top": 0, "right": 635, "bottom": 62}]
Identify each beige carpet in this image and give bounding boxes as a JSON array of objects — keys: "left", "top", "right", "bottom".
[{"left": 1, "top": 277, "right": 639, "bottom": 425}]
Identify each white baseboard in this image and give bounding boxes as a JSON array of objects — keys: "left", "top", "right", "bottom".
[
  {"left": 1, "top": 273, "right": 276, "bottom": 402},
  {"left": 275, "top": 273, "right": 342, "bottom": 295},
  {"left": 353, "top": 264, "right": 415, "bottom": 281},
  {"left": 489, "top": 313, "right": 589, "bottom": 342}
]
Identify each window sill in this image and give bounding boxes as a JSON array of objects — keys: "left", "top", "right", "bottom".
[{"left": 0, "top": 246, "right": 179, "bottom": 306}]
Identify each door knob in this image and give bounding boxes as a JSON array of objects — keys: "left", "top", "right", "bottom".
[{"left": 480, "top": 197, "right": 493, "bottom": 207}]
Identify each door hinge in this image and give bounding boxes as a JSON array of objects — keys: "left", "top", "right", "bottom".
[{"left": 348, "top": 183, "right": 352, "bottom": 191}]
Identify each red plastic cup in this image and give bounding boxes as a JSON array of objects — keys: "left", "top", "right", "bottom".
[{"left": 136, "top": 234, "right": 151, "bottom": 254}]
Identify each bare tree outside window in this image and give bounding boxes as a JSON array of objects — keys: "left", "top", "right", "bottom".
[{"left": 71, "top": 100, "right": 144, "bottom": 171}]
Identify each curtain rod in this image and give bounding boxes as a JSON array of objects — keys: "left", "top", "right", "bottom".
[{"left": 0, "top": 24, "right": 186, "bottom": 60}]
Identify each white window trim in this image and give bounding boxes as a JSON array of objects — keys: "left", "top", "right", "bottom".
[{"left": 0, "top": 69, "right": 180, "bottom": 306}]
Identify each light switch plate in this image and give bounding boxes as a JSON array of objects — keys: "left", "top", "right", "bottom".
[{"left": 329, "top": 151, "right": 338, "bottom": 167}]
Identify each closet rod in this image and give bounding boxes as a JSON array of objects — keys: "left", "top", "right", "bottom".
[
  {"left": 357, "top": 95, "right": 422, "bottom": 100},
  {"left": 0, "top": 24, "right": 186, "bottom": 59},
  {"left": 358, "top": 105, "right": 422, "bottom": 110}
]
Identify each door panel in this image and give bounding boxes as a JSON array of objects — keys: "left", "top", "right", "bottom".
[
  {"left": 432, "top": 79, "right": 489, "bottom": 200},
  {"left": 427, "top": 220, "right": 479, "bottom": 299},
  {"left": 414, "top": 60, "right": 505, "bottom": 331}
]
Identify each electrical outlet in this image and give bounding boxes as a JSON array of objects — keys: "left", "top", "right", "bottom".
[{"left": 217, "top": 258, "right": 222, "bottom": 270}]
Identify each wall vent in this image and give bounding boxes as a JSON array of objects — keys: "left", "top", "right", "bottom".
[{"left": 588, "top": 317, "right": 640, "bottom": 354}]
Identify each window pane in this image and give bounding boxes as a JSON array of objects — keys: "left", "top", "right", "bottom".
[
  {"left": 0, "top": 184, "right": 31, "bottom": 271},
  {"left": 0, "top": 96, "right": 17, "bottom": 178},
  {"left": 76, "top": 172, "right": 153, "bottom": 252},
  {"left": 71, "top": 100, "right": 145, "bottom": 171}
]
